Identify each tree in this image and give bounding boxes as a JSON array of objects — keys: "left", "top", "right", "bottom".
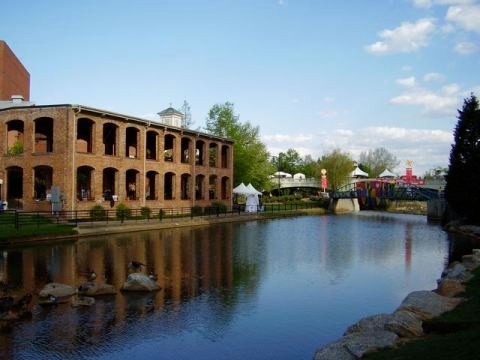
[
  {"left": 358, "top": 147, "right": 399, "bottom": 178},
  {"left": 445, "top": 94, "right": 480, "bottom": 224},
  {"left": 206, "top": 102, "right": 274, "bottom": 190},
  {"left": 180, "top": 99, "right": 193, "bottom": 128},
  {"left": 273, "top": 148, "right": 303, "bottom": 175},
  {"left": 316, "top": 149, "right": 354, "bottom": 190}
]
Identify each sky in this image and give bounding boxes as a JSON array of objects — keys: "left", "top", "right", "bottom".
[{"left": 1, "top": 0, "right": 479, "bottom": 175}]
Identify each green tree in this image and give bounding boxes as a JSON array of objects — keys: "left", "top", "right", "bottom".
[
  {"left": 358, "top": 147, "right": 399, "bottom": 178},
  {"left": 272, "top": 148, "right": 303, "bottom": 175},
  {"left": 206, "top": 102, "right": 274, "bottom": 190},
  {"left": 445, "top": 94, "right": 480, "bottom": 224},
  {"left": 301, "top": 154, "right": 317, "bottom": 178},
  {"left": 316, "top": 149, "right": 354, "bottom": 190}
]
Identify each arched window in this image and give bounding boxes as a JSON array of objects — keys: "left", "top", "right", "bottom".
[
  {"left": 209, "top": 143, "right": 218, "bottom": 167},
  {"left": 181, "top": 174, "right": 191, "bottom": 200},
  {"left": 126, "top": 169, "right": 139, "bottom": 200},
  {"left": 164, "top": 172, "right": 175, "bottom": 200},
  {"left": 196, "top": 140, "right": 205, "bottom": 165},
  {"left": 6, "top": 120, "right": 24, "bottom": 154},
  {"left": 221, "top": 176, "right": 230, "bottom": 200},
  {"left": 77, "top": 118, "right": 94, "bottom": 153},
  {"left": 181, "top": 137, "right": 191, "bottom": 163},
  {"left": 77, "top": 166, "right": 94, "bottom": 200},
  {"left": 209, "top": 175, "right": 217, "bottom": 200},
  {"left": 146, "top": 131, "right": 158, "bottom": 160},
  {"left": 195, "top": 174, "right": 205, "bottom": 200},
  {"left": 126, "top": 127, "right": 139, "bottom": 158},
  {"left": 221, "top": 145, "right": 229, "bottom": 168},
  {"left": 103, "top": 123, "right": 118, "bottom": 156},
  {"left": 103, "top": 167, "right": 118, "bottom": 200},
  {"left": 146, "top": 171, "right": 158, "bottom": 200},
  {"left": 164, "top": 134, "right": 175, "bottom": 162},
  {"left": 34, "top": 165, "right": 53, "bottom": 200},
  {"left": 6, "top": 166, "right": 23, "bottom": 201},
  {"left": 34, "top": 117, "right": 53, "bottom": 153}
]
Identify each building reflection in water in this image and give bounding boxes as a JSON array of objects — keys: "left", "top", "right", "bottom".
[{"left": 0, "top": 225, "right": 237, "bottom": 357}]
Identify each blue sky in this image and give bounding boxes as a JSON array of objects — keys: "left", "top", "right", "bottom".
[{"left": 2, "top": 0, "right": 479, "bottom": 175}]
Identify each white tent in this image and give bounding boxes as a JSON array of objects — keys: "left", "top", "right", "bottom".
[
  {"left": 245, "top": 183, "right": 261, "bottom": 212},
  {"left": 351, "top": 166, "right": 369, "bottom": 178},
  {"left": 378, "top": 169, "right": 397, "bottom": 178},
  {"left": 293, "top": 173, "right": 306, "bottom": 180},
  {"left": 233, "top": 182, "right": 249, "bottom": 195},
  {"left": 272, "top": 171, "right": 292, "bottom": 178}
]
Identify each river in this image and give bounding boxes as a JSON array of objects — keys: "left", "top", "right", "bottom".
[{"left": 0, "top": 212, "right": 451, "bottom": 359}]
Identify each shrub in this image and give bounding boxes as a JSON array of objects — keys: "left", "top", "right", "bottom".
[
  {"left": 140, "top": 206, "right": 151, "bottom": 219},
  {"left": 116, "top": 203, "right": 132, "bottom": 220},
  {"left": 7, "top": 140, "right": 24, "bottom": 155},
  {"left": 211, "top": 201, "right": 227, "bottom": 213},
  {"left": 191, "top": 205, "right": 203, "bottom": 216},
  {"left": 158, "top": 209, "right": 166, "bottom": 220},
  {"left": 90, "top": 205, "right": 106, "bottom": 221}
]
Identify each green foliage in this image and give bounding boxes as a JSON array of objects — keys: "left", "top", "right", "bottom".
[
  {"left": 158, "top": 209, "right": 166, "bottom": 219},
  {"left": 191, "top": 205, "right": 203, "bottom": 216},
  {"left": 8, "top": 140, "right": 24, "bottom": 155},
  {"left": 445, "top": 94, "right": 480, "bottom": 224},
  {"left": 358, "top": 147, "right": 399, "bottom": 178},
  {"left": 89, "top": 205, "right": 107, "bottom": 221},
  {"left": 116, "top": 203, "right": 132, "bottom": 220},
  {"left": 316, "top": 149, "right": 354, "bottom": 190},
  {"left": 140, "top": 206, "right": 151, "bottom": 219},
  {"left": 272, "top": 148, "right": 303, "bottom": 175},
  {"left": 206, "top": 102, "right": 275, "bottom": 190}
]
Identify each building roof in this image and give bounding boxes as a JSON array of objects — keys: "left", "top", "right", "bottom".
[
  {"left": 0, "top": 103, "right": 234, "bottom": 143},
  {"left": 157, "top": 107, "right": 183, "bottom": 116}
]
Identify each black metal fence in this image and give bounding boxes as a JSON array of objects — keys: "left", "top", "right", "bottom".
[{"left": 0, "top": 202, "right": 322, "bottom": 229}]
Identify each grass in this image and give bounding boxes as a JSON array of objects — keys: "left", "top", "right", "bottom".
[
  {"left": 0, "top": 212, "right": 77, "bottom": 241},
  {"left": 365, "top": 267, "right": 480, "bottom": 360}
]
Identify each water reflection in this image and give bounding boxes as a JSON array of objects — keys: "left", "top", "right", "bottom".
[{"left": 0, "top": 213, "right": 455, "bottom": 360}]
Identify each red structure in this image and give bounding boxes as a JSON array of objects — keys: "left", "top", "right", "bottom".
[{"left": 0, "top": 41, "right": 30, "bottom": 101}]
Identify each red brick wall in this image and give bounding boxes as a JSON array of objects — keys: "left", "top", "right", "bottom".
[{"left": 0, "top": 41, "right": 30, "bottom": 101}]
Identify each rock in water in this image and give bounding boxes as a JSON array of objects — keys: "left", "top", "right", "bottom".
[
  {"left": 39, "top": 283, "right": 76, "bottom": 298},
  {"left": 78, "top": 282, "right": 117, "bottom": 296},
  {"left": 121, "top": 273, "right": 161, "bottom": 292}
]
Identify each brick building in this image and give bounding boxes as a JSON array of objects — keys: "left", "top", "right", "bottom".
[
  {"left": 0, "top": 41, "right": 30, "bottom": 101},
  {"left": 0, "top": 102, "right": 233, "bottom": 212}
]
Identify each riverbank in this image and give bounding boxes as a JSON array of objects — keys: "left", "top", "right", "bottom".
[
  {"left": 314, "top": 249, "right": 480, "bottom": 359},
  {"left": 0, "top": 208, "right": 326, "bottom": 248}
]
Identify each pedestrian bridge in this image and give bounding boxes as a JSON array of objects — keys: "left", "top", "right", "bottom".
[
  {"left": 273, "top": 177, "right": 321, "bottom": 190},
  {"left": 331, "top": 179, "right": 443, "bottom": 202}
]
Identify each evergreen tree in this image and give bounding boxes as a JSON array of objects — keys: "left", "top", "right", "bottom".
[{"left": 445, "top": 94, "right": 480, "bottom": 224}]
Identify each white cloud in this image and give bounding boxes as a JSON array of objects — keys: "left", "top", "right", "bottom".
[
  {"left": 446, "top": 5, "right": 480, "bottom": 33},
  {"left": 323, "top": 96, "right": 335, "bottom": 103},
  {"left": 402, "top": 65, "right": 413, "bottom": 72},
  {"left": 262, "top": 127, "right": 452, "bottom": 174},
  {"left": 390, "top": 83, "right": 461, "bottom": 116},
  {"left": 317, "top": 109, "right": 339, "bottom": 119},
  {"left": 453, "top": 41, "right": 478, "bottom": 54},
  {"left": 413, "top": 0, "right": 476, "bottom": 7},
  {"left": 423, "top": 72, "right": 445, "bottom": 82},
  {"left": 396, "top": 76, "right": 417, "bottom": 87},
  {"left": 366, "top": 18, "right": 437, "bottom": 54}
]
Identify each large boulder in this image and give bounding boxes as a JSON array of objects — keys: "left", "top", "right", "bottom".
[
  {"left": 435, "top": 278, "right": 465, "bottom": 297},
  {"left": 39, "top": 283, "right": 76, "bottom": 301},
  {"left": 441, "top": 262, "right": 468, "bottom": 281},
  {"left": 397, "top": 290, "right": 462, "bottom": 320},
  {"left": 78, "top": 282, "right": 117, "bottom": 296},
  {"left": 314, "top": 330, "right": 398, "bottom": 360},
  {"left": 121, "top": 273, "right": 160, "bottom": 292},
  {"left": 385, "top": 309, "right": 424, "bottom": 338},
  {"left": 344, "top": 314, "right": 393, "bottom": 335},
  {"left": 462, "top": 254, "right": 480, "bottom": 271}
]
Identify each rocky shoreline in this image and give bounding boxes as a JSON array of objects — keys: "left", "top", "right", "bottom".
[{"left": 313, "top": 248, "right": 480, "bottom": 360}]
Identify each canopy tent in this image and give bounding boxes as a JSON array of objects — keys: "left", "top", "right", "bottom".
[
  {"left": 232, "top": 182, "right": 249, "bottom": 195},
  {"left": 245, "top": 183, "right": 262, "bottom": 212},
  {"left": 351, "top": 166, "right": 369, "bottom": 178},
  {"left": 293, "top": 173, "right": 306, "bottom": 180},
  {"left": 272, "top": 171, "right": 292, "bottom": 178},
  {"left": 378, "top": 169, "right": 397, "bottom": 178}
]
